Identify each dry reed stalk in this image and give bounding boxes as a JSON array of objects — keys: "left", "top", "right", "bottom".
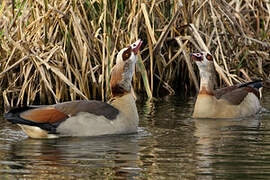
[
  {"left": 176, "top": 38, "right": 199, "bottom": 91},
  {"left": 141, "top": 3, "right": 156, "bottom": 44},
  {"left": 137, "top": 54, "right": 152, "bottom": 99}
]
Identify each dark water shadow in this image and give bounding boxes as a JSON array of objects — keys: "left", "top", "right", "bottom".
[{"left": 2, "top": 133, "right": 146, "bottom": 179}]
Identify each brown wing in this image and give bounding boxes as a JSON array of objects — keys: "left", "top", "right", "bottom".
[
  {"left": 214, "top": 80, "right": 263, "bottom": 99},
  {"left": 54, "top": 100, "right": 119, "bottom": 120},
  {"left": 214, "top": 85, "right": 239, "bottom": 99},
  {"left": 218, "top": 86, "right": 259, "bottom": 105},
  {"left": 5, "top": 106, "right": 68, "bottom": 132},
  {"left": 21, "top": 100, "right": 120, "bottom": 123},
  {"left": 20, "top": 106, "right": 68, "bottom": 124},
  {"left": 5, "top": 100, "right": 119, "bottom": 132}
]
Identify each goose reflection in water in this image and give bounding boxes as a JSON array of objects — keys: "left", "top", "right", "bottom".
[{"left": 6, "top": 135, "right": 142, "bottom": 179}]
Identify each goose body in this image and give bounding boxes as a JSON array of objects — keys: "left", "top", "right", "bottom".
[
  {"left": 191, "top": 52, "right": 263, "bottom": 118},
  {"left": 193, "top": 88, "right": 261, "bottom": 118},
  {"left": 5, "top": 40, "right": 142, "bottom": 138}
]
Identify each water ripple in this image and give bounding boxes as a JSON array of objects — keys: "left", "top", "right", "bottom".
[{"left": 0, "top": 93, "right": 270, "bottom": 179}]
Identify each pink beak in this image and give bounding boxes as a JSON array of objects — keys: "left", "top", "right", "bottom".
[{"left": 132, "top": 39, "right": 143, "bottom": 54}]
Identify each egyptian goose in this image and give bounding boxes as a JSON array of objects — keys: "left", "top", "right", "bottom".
[
  {"left": 191, "top": 52, "right": 263, "bottom": 118},
  {"left": 5, "top": 39, "right": 143, "bottom": 138}
]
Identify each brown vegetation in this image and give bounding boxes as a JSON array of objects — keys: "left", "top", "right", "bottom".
[{"left": 0, "top": 0, "right": 270, "bottom": 108}]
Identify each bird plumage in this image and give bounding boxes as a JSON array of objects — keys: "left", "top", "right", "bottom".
[{"left": 191, "top": 52, "right": 264, "bottom": 118}]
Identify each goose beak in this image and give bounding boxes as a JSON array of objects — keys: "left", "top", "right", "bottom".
[{"left": 132, "top": 39, "right": 143, "bottom": 54}]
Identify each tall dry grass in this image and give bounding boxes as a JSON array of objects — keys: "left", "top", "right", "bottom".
[{"left": 0, "top": 0, "right": 270, "bottom": 108}]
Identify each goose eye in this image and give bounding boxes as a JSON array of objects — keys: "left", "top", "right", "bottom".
[
  {"left": 206, "top": 53, "right": 213, "bottom": 61},
  {"left": 122, "top": 46, "right": 132, "bottom": 61}
]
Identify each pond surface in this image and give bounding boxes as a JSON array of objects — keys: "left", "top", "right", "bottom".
[{"left": 1, "top": 91, "right": 270, "bottom": 179}]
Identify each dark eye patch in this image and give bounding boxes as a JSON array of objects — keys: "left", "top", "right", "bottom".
[
  {"left": 206, "top": 53, "right": 213, "bottom": 61},
  {"left": 191, "top": 53, "right": 203, "bottom": 61},
  {"left": 122, "top": 46, "right": 132, "bottom": 61}
]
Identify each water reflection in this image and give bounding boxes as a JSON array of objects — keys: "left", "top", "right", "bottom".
[
  {"left": 1, "top": 134, "right": 143, "bottom": 179},
  {"left": 194, "top": 91, "right": 270, "bottom": 180},
  {"left": 194, "top": 117, "right": 263, "bottom": 179},
  {"left": 0, "top": 92, "right": 270, "bottom": 179}
]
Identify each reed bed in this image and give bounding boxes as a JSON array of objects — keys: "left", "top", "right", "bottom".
[{"left": 0, "top": 0, "right": 270, "bottom": 108}]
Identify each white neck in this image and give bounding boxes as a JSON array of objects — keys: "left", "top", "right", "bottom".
[{"left": 199, "top": 70, "right": 215, "bottom": 93}]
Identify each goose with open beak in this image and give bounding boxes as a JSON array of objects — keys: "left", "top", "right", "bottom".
[
  {"left": 191, "top": 52, "right": 264, "bottom": 118},
  {"left": 5, "top": 40, "right": 143, "bottom": 138}
]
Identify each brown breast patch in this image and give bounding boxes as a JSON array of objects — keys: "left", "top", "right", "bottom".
[{"left": 199, "top": 86, "right": 214, "bottom": 96}]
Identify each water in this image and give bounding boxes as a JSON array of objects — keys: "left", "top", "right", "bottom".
[{"left": 1, "top": 91, "right": 270, "bottom": 179}]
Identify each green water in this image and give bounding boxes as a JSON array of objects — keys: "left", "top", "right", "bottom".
[{"left": 0, "top": 91, "right": 270, "bottom": 179}]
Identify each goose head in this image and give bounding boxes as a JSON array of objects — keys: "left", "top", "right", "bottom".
[{"left": 110, "top": 39, "right": 143, "bottom": 97}]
